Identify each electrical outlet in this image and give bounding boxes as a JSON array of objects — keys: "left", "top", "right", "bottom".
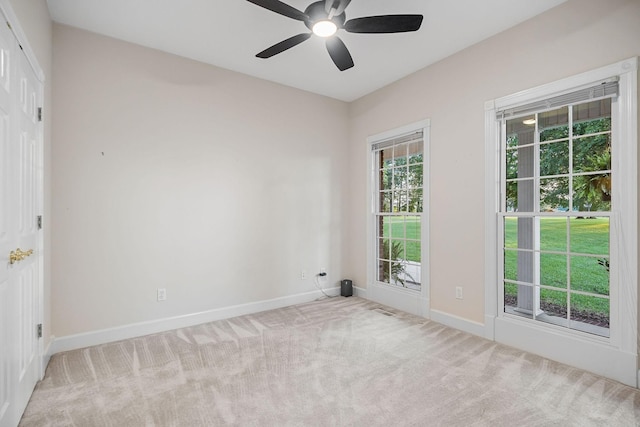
[
  {"left": 455, "top": 287, "right": 463, "bottom": 300},
  {"left": 157, "top": 288, "right": 167, "bottom": 302},
  {"left": 301, "top": 270, "right": 306, "bottom": 280}
]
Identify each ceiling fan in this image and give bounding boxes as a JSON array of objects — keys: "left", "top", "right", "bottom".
[{"left": 246, "top": 0, "right": 424, "bottom": 71}]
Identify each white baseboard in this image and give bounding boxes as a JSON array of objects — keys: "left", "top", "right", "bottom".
[
  {"left": 429, "top": 309, "right": 487, "bottom": 338},
  {"left": 484, "top": 314, "right": 496, "bottom": 340},
  {"left": 51, "top": 287, "right": 340, "bottom": 354},
  {"left": 42, "top": 337, "right": 53, "bottom": 374},
  {"left": 353, "top": 286, "right": 367, "bottom": 299}
]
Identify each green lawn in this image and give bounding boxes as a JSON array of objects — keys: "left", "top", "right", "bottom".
[
  {"left": 504, "top": 217, "right": 610, "bottom": 315},
  {"left": 380, "top": 215, "right": 610, "bottom": 317},
  {"left": 381, "top": 216, "right": 421, "bottom": 262}
]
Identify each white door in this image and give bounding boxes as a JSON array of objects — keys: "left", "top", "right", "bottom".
[{"left": 0, "top": 10, "right": 43, "bottom": 427}]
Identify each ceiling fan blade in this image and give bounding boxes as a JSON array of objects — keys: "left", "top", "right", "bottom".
[
  {"left": 256, "top": 33, "right": 312, "bottom": 58},
  {"left": 333, "top": 0, "right": 352, "bottom": 16},
  {"left": 325, "top": 0, "right": 351, "bottom": 17},
  {"left": 326, "top": 36, "right": 354, "bottom": 71},
  {"left": 246, "top": 0, "right": 308, "bottom": 21},
  {"left": 344, "top": 15, "right": 424, "bottom": 33}
]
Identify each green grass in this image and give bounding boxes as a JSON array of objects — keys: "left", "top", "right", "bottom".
[
  {"left": 381, "top": 216, "right": 421, "bottom": 262},
  {"left": 504, "top": 217, "right": 610, "bottom": 315}
]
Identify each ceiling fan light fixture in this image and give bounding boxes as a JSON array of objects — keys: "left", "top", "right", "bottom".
[{"left": 312, "top": 20, "right": 338, "bottom": 37}]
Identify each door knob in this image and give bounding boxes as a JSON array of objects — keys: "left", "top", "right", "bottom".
[{"left": 9, "top": 248, "right": 33, "bottom": 265}]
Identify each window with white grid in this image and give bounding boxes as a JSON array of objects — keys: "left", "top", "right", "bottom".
[{"left": 372, "top": 130, "right": 424, "bottom": 290}]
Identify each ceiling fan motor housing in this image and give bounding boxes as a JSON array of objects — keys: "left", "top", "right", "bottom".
[{"left": 304, "top": 1, "right": 345, "bottom": 30}]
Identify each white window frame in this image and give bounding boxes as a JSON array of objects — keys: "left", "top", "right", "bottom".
[
  {"left": 484, "top": 58, "right": 638, "bottom": 387},
  {"left": 366, "top": 119, "right": 430, "bottom": 317}
]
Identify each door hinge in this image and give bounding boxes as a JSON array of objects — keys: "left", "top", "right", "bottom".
[
  {"left": 37, "top": 215, "right": 42, "bottom": 230},
  {"left": 38, "top": 107, "right": 42, "bottom": 122},
  {"left": 37, "top": 323, "right": 42, "bottom": 338}
]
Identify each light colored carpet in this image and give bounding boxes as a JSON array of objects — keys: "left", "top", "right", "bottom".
[{"left": 20, "top": 297, "right": 640, "bottom": 426}]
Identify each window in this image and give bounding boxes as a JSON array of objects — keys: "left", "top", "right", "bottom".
[
  {"left": 501, "top": 96, "right": 613, "bottom": 337},
  {"left": 370, "top": 125, "right": 426, "bottom": 291},
  {"left": 485, "top": 58, "right": 637, "bottom": 386}
]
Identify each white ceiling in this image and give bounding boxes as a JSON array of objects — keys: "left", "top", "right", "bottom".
[{"left": 46, "top": 0, "right": 567, "bottom": 102}]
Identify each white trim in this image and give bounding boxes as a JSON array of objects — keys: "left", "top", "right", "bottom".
[
  {"left": 495, "top": 316, "right": 637, "bottom": 387},
  {"left": 494, "top": 59, "right": 633, "bottom": 114},
  {"left": 353, "top": 285, "right": 367, "bottom": 299},
  {"left": 51, "top": 287, "right": 340, "bottom": 354},
  {"left": 365, "top": 119, "right": 431, "bottom": 318},
  {"left": 485, "top": 57, "right": 638, "bottom": 387},
  {"left": 484, "top": 100, "right": 499, "bottom": 341},
  {"left": 42, "top": 338, "right": 53, "bottom": 374},
  {"left": 0, "top": 0, "right": 44, "bottom": 83},
  {"left": 367, "top": 282, "right": 429, "bottom": 318},
  {"left": 430, "top": 309, "right": 486, "bottom": 338}
]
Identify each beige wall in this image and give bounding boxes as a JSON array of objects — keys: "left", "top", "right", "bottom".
[
  {"left": 15, "top": 0, "right": 640, "bottom": 340},
  {"left": 346, "top": 0, "right": 640, "bottom": 324},
  {"left": 52, "top": 24, "right": 349, "bottom": 336},
  {"left": 7, "top": 0, "right": 53, "bottom": 347}
]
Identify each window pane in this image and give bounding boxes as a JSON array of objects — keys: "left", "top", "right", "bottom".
[
  {"left": 381, "top": 147, "right": 394, "bottom": 168},
  {"left": 504, "top": 250, "right": 517, "bottom": 282},
  {"left": 505, "top": 148, "right": 518, "bottom": 180},
  {"left": 506, "top": 117, "right": 535, "bottom": 147},
  {"left": 570, "top": 256, "right": 609, "bottom": 296},
  {"left": 570, "top": 217, "right": 609, "bottom": 255},
  {"left": 394, "top": 145, "right": 408, "bottom": 166},
  {"left": 515, "top": 250, "right": 534, "bottom": 285},
  {"left": 378, "top": 260, "right": 390, "bottom": 283},
  {"left": 512, "top": 179, "right": 535, "bottom": 212},
  {"left": 407, "top": 241, "right": 420, "bottom": 263},
  {"left": 379, "top": 238, "right": 390, "bottom": 260},
  {"left": 573, "top": 100, "right": 611, "bottom": 135},
  {"left": 394, "top": 191, "right": 408, "bottom": 212},
  {"left": 380, "top": 168, "right": 392, "bottom": 190},
  {"left": 572, "top": 174, "right": 611, "bottom": 212},
  {"left": 505, "top": 181, "right": 518, "bottom": 212},
  {"left": 408, "top": 141, "right": 423, "bottom": 164},
  {"left": 504, "top": 282, "right": 517, "bottom": 310},
  {"left": 516, "top": 145, "right": 535, "bottom": 178},
  {"left": 540, "top": 288, "right": 568, "bottom": 320},
  {"left": 408, "top": 189, "right": 422, "bottom": 213},
  {"left": 540, "top": 253, "right": 567, "bottom": 288},
  {"left": 570, "top": 294, "right": 609, "bottom": 333},
  {"left": 516, "top": 217, "right": 535, "bottom": 251},
  {"left": 408, "top": 164, "right": 422, "bottom": 188},
  {"left": 405, "top": 216, "right": 420, "bottom": 240},
  {"left": 393, "top": 167, "right": 406, "bottom": 189},
  {"left": 540, "top": 177, "right": 569, "bottom": 211},
  {"left": 539, "top": 106, "right": 569, "bottom": 142},
  {"left": 540, "top": 141, "right": 569, "bottom": 176},
  {"left": 390, "top": 216, "right": 404, "bottom": 238},
  {"left": 573, "top": 134, "right": 611, "bottom": 173},
  {"left": 391, "top": 239, "right": 405, "bottom": 260},
  {"left": 381, "top": 217, "right": 391, "bottom": 238},
  {"left": 540, "top": 217, "right": 567, "bottom": 251},
  {"left": 504, "top": 217, "right": 517, "bottom": 249},
  {"left": 380, "top": 191, "right": 392, "bottom": 212}
]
